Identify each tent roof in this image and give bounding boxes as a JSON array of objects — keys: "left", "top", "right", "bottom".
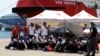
[
  {"left": 28, "top": 10, "right": 71, "bottom": 20},
  {"left": 72, "top": 10, "right": 98, "bottom": 19}
]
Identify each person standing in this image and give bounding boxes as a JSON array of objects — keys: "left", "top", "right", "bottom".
[
  {"left": 85, "top": 22, "right": 98, "bottom": 56},
  {"left": 83, "top": 24, "right": 87, "bottom": 30},
  {"left": 28, "top": 23, "right": 35, "bottom": 39},
  {"left": 15, "top": 23, "right": 21, "bottom": 40},
  {"left": 47, "top": 25, "right": 51, "bottom": 36},
  {"left": 41, "top": 22, "right": 48, "bottom": 40},
  {"left": 11, "top": 25, "right": 17, "bottom": 41},
  {"left": 11, "top": 23, "right": 20, "bottom": 40},
  {"left": 34, "top": 24, "right": 41, "bottom": 43},
  {"left": 23, "top": 24, "right": 29, "bottom": 36}
]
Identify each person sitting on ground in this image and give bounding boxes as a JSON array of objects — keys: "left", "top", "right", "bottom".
[
  {"left": 67, "top": 40, "right": 75, "bottom": 53},
  {"left": 19, "top": 28, "right": 29, "bottom": 43},
  {"left": 26, "top": 39, "right": 34, "bottom": 49},
  {"left": 48, "top": 35, "right": 56, "bottom": 50},
  {"left": 78, "top": 38, "right": 87, "bottom": 52},
  {"left": 72, "top": 40, "right": 79, "bottom": 53},
  {"left": 17, "top": 39, "right": 27, "bottom": 50},
  {"left": 54, "top": 37, "right": 62, "bottom": 52},
  {"left": 58, "top": 37, "right": 66, "bottom": 52},
  {"left": 5, "top": 38, "right": 18, "bottom": 50}
]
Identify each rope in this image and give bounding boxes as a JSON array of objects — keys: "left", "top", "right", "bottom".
[
  {"left": 34, "top": 0, "right": 46, "bottom": 10},
  {"left": 0, "top": 2, "right": 16, "bottom": 12},
  {"left": 75, "top": 0, "right": 79, "bottom": 15}
]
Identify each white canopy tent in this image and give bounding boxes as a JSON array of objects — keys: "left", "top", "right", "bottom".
[
  {"left": 71, "top": 10, "right": 99, "bottom": 22},
  {"left": 69, "top": 10, "right": 100, "bottom": 37},
  {"left": 27, "top": 10, "right": 72, "bottom": 27},
  {"left": 28, "top": 10, "right": 71, "bottom": 20}
]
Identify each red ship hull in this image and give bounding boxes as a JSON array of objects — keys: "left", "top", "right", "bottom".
[{"left": 12, "top": 0, "right": 97, "bottom": 18}]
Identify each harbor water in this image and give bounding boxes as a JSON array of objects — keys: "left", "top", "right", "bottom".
[{"left": 0, "top": 31, "right": 11, "bottom": 39}]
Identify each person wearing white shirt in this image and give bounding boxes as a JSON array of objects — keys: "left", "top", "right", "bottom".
[
  {"left": 41, "top": 22, "right": 48, "bottom": 40},
  {"left": 29, "top": 23, "right": 35, "bottom": 39},
  {"left": 19, "top": 30, "right": 24, "bottom": 40},
  {"left": 34, "top": 25, "right": 41, "bottom": 43}
]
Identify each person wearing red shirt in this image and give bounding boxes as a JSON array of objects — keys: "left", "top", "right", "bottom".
[
  {"left": 15, "top": 23, "right": 21, "bottom": 40},
  {"left": 23, "top": 24, "right": 29, "bottom": 36},
  {"left": 16, "top": 23, "right": 20, "bottom": 33},
  {"left": 11, "top": 26, "right": 16, "bottom": 41}
]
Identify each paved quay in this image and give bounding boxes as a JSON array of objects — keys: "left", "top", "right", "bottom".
[{"left": 0, "top": 39, "right": 100, "bottom": 56}]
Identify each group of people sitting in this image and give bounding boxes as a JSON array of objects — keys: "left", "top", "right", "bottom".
[{"left": 5, "top": 22, "right": 89, "bottom": 53}]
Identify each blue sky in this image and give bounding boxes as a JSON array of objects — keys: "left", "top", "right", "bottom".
[{"left": 0, "top": 0, "right": 18, "bottom": 17}]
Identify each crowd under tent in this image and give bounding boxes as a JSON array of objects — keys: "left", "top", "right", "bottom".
[{"left": 27, "top": 10, "right": 72, "bottom": 27}]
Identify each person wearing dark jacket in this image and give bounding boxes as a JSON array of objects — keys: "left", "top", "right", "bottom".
[
  {"left": 5, "top": 39, "right": 18, "bottom": 50},
  {"left": 85, "top": 22, "right": 98, "bottom": 56},
  {"left": 17, "top": 40, "right": 27, "bottom": 50}
]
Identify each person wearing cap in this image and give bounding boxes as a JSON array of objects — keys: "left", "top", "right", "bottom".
[{"left": 85, "top": 22, "right": 98, "bottom": 56}]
